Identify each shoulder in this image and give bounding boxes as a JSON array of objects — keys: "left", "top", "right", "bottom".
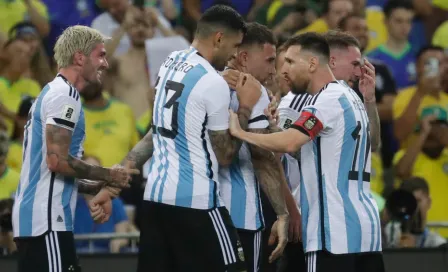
[
  {"left": 16, "top": 78, "right": 42, "bottom": 95},
  {"left": 396, "top": 86, "right": 417, "bottom": 101},
  {"left": 109, "top": 98, "right": 133, "bottom": 114},
  {"left": 366, "top": 47, "right": 384, "bottom": 59}
]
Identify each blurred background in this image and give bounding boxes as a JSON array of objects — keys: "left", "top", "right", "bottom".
[{"left": 0, "top": 0, "right": 448, "bottom": 271}]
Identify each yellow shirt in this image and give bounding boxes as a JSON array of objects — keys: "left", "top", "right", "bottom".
[
  {"left": 433, "top": 0, "right": 448, "bottom": 10},
  {"left": 0, "top": 0, "right": 48, "bottom": 35},
  {"left": 365, "top": 8, "right": 388, "bottom": 53},
  {"left": 295, "top": 18, "right": 328, "bottom": 35},
  {"left": 370, "top": 152, "right": 384, "bottom": 195},
  {"left": 393, "top": 149, "right": 448, "bottom": 237},
  {"left": 392, "top": 86, "right": 448, "bottom": 148},
  {"left": 136, "top": 108, "right": 152, "bottom": 137},
  {"left": 0, "top": 77, "right": 41, "bottom": 136},
  {"left": 432, "top": 21, "right": 448, "bottom": 49},
  {"left": 0, "top": 167, "right": 20, "bottom": 200},
  {"left": 7, "top": 141, "right": 23, "bottom": 173},
  {"left": 83, "top": 98, "right": 139, "bottom": 167}
]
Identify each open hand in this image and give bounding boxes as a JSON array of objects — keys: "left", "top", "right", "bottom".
[
  {"left": 359, "top": 58, "right": 376, "bottom": 103},
  {"left": 221, "top": 69, "right": 241, "bottom": 90},
  {"left": 235, "top": 73, "right": 261, "bottom": 109},
  {"left": 268, "top": 215, "right": 289, "bottom": 263}
]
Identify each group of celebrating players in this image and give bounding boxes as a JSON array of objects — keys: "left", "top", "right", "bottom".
[{"left": 11, "top": 4, "right": 385, "bottom": 272}]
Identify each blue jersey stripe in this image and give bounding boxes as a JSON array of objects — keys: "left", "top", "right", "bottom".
[
  {"left": 254, "top": 174, "right": 263, "bottom": 229},
  {"left": 298, "top": 160, "right": 309, "bottom": 250},
  {"left": 229, "top": 157, "right": 247, "bottom": 228},
  {"left": 150, "top": 51, "right": 184, "bottom": 200},
  {"left": 337, "top": 95, "right": 362, "bottom": 252},
  {"left": 62, "top": 109, "right": 85, "bottom": 230},
  {"left": 19, "top": 85, "right": 50, "bottom": 236},
  {"left": 312, "top": 139, "right": 323, "bottom": 251},
  {"left": 158, "top": 49, "right": 197, "bottom": 202},
  {"left": 174, "top": 64, "right": 208, "bottom": 207}
]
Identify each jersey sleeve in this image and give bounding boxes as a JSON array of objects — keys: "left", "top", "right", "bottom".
[
  {"left": 204, "top": 77, "right": 231, "bottom": 131},
  {"left": 277, "top": 93, "right": 310, "bottom": 131},
  {"left": 248, "top": 86, "right": 269, "bottom": 129},
  {"left": 291, "top": 90, "right": 341, "bottom": 139},
  {"left": 44, "top": 91, "right": 81, "bottom": 131}
]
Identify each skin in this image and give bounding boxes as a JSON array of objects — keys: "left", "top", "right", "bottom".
[{"left": 326, "top": 0, "right": 354, "bottom": 29}]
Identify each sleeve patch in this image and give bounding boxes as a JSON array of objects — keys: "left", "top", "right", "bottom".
[{"left": 61, "top": 105, "right": 75, "bottom": 121}]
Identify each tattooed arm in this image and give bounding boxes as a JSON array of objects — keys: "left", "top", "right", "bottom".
[
  {"left": 77, "top": 179, "right": 105, "bottom": 195},
  {"left": 249, "top": 128, "right": 288, "bottom": 216},
  {"left": 209, "top": 107, "right": 251, "bottom": 166},
  {"left": 46, "top": 124, "right": 132, "bottom": 188},
  {"left": 121, "top": 129, "right": 154, "bottom": 169},
  {"left": 365, "top": 100, "right": 381, "bottom": 152}
]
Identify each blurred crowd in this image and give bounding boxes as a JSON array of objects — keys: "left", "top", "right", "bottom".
[{"left": 0, "top": 0, "right": 447, "bottom": 255}]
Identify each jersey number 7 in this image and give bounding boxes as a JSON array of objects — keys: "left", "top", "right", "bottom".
[{"left": 158, "top": 80, "right": 185, "bottom": 139}]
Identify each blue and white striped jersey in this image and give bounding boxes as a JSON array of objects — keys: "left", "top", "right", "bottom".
[
  {"left": 278, "top": 91, "right": 313, "bottom": 205},
  {"left": 296, "top": 81, "right": 381, "bottom": 254},
  {"left": 144, "top": 47, "right": 230, "bottom": 209},
  {"left": 219, "top": 85, "right": 270, "bottom": 231},
  {"left": 13, "top": 74, "right": 85, "bottom": 238}
]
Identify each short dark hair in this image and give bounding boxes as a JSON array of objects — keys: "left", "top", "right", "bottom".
[
  {"left": 195, "top": 5, "right": 247, "bottom": 38},
  {"left": 383, "top": 0, "right": 414, "bottom": 18},
  {"left": 283, "top": 33, "right": 330, "bottom": 60},
  {"left": 325, "top": 30, "right": 361, "bottom": 50},
  {"left": 400, "top": 177, "right": 430, "bottom": 195},
  {"left": 240, "top": 22, "right": 276, "bottom": 48},
  {"left": 416, "top": 45, "right": 444, "bottom": 62},
  {"left": 338, "top": 14, "right": 365, "bottom": 30}
]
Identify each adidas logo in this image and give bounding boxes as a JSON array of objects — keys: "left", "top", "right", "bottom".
[{"left": 57, "top": 215, "right": 63, "bottom": 223}]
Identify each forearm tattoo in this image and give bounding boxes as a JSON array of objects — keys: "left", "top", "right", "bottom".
[
  {"left": 364, "top": 101, "right": 381, "bottom": 151},
  {"left": 122, "top": 129, "right": 154, "bottom": 169},
  {"left": 77, "top": 179, "right": 105, "bottom": 195}
]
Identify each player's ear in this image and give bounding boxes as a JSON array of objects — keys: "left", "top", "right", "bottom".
[
  {"left": 309, "top": 56, "right": 318, "bottom": 73},
  {"left": 73, "top": 51, "right": 85, "bottom": 67},
  {"left": 213, "top": 32, "right": 224, "bottom": 49},
  {"left": 329, "top": 56, "right": 336, "bottom": 70},
  {"left": 238, "top": 50, "right": 248, "bottom": 67}
]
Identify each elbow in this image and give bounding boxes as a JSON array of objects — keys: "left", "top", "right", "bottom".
[{"left": 285, "top": 140, "right": 300, "bottom": 154}]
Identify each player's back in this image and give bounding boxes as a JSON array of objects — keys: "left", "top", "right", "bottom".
[
  {"left": 145, "top": 47, "right": 229, "bottom": 210},
  {"left": 299, "top": 81, "right": 381, "bottom": 255},
  {"left": 13, "top": 75, "right": 85, "bottom": 238}
]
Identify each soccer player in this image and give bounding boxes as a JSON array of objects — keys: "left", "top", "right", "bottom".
[
  {"left": 128, "top": 6, "right": 261, "bottom": 272},
  {"left": 228, "top": 33, "right": 384, "bottom": 272},
  {"left": 12, "top": 25, "right": 138, "bottom": 272},
  {"left": 220, "top": 22, "right": 289, "bottom": 271}
]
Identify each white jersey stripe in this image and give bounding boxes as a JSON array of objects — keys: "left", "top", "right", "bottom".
[
  {"left": 208, "top": 211, "right": 229, "bottom": 265},
  {"left": 53, "top": 232, "right": 62, "bottom": 272},
  {"left": 45, "top": 235, "right": 53, "bottom": 272},
  {"left": 49, "top": 232, "right": 58, "bottom": 272},
  {"left": 213, "top": 209, "right": 237, "bottom": 263}
]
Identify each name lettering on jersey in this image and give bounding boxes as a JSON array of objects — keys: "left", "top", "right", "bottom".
[
  {"left": 61, "top": 104, "right": 75, "bottom": 122},
  {"left": 163, "top": 57, "right": 194, "bottom": 73}
]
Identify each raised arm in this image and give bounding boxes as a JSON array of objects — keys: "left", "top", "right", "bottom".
[{"left": 208, "top": 74, "right": 261, "bottom": 166}]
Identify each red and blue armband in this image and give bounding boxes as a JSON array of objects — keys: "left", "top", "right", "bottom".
[{"left": 290, "top": 111, "right": 323, "bottom": 139}]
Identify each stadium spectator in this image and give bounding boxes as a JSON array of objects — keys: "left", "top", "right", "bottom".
[
  {"left": 92, "top": 0, "right": 173, "bottom": 57},
  {"left": 104, "top": 6, "right": 175, "bottom": 118},
  {"left": 255, "top": 0, "right": 307, "bottom": 37},
  {"left": 0, "top": 0, "right": 49, "bottom": 43},
  {"left": 432, "top": 20, "right": 448, "bottom": 50},
  {"left": 367, "top": 0, "right": 417, "bottom": 90},
  {"left": 295, "top": 0, "right": 353, "bottom": 35},
  {"left": 0, "top": 131, "right": 19, "bottom": 200},
  {"left": 393, "top": 46, "right": 447, "bottom": 147},
  {"left": 394, "top": 111, "right": 448, "bottom": 237},
  {"left": 6, "top": 96, "right": 34, "bottom": 173},
  {"left": 74, "top": 156, "right": 134, "bottom": 253},
  {"left": 424, "top": 0, "right": 448, "bottom": 40},
  {"left": 0, "top": 198, "right": 15, "bottom": 255},
  {"left": 81, "top": 81, "right": 139, "bottom": 168},
  {"left": 0, "top": 39, "right": 41, "bottom": 137},
  {"left": 8, "top": 22, "right": 53, "bottom": 87},
  {"left": 383, "top": 178, "right": 447, "bottom": 248},
  {"left": 184, "top": 0, "right": 267, "bottom": 21},
  {"left": 147, "top": 0, "right": 181, "bottom": 25}
]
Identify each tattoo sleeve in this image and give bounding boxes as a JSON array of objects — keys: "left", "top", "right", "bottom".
[
  {"left": 249, "top": 128, "right": 288, "bottom": 216},
  {"left": 46, "top": 124, "right": 112, "bottom": 181},
  {"left": 209, "top": 107, "right": 251, "bottom": 166},
  {"left": 364, "top": 101, "right": 381, "bottom": 152},
  {"left": 121, "top": 129, "right": 154, "bottom": 169},
  {"left": 77, "top": 179, "right": 105, "bottom": 195}
]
